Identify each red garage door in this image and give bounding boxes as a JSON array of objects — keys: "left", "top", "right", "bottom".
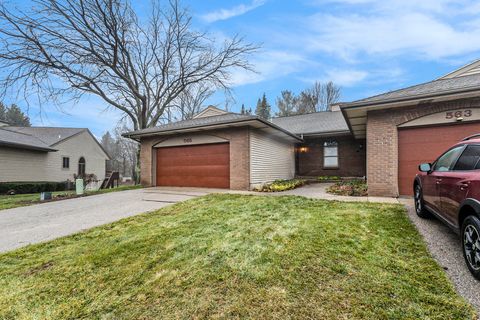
[
  {"left": 398, "top": 122, "right": 480, "bottom": 195},
  {"left": 156, "top": 143, "right": 230, "bottom": 188}
]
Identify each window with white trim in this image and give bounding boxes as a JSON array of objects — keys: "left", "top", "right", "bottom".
[{"left": 323, "top": 141, "right": 338, "bottom": 168}]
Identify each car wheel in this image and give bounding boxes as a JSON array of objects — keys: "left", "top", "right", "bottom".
[
  {"left": 414, "top": 184, "right": 431, "bottom": 218},
  {"left": 462, "top": 215, "right": 480, "bottom": 280}
]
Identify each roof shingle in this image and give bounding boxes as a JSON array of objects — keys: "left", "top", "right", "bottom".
[
  {"left": 0, "top": 127, "right": 87, "bottom": 152},
  {"left": 350, "top": 73, "right": 480, "bottom": 106},
  {"left": 271, "top": 111, "right": 349, "bottom": 135}
]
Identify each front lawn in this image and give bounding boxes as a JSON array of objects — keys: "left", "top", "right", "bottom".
[
  {"left": 0, "top": 195, "right": 474, "bottom": 319},
  {"left": 0, "top": 185, "right": 143, "bottom": 211}
]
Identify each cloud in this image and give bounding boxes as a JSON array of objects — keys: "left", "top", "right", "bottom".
[
  {"left": 324, "top": 69, "right": 368, "bottom": 86},
  {"left": 228, "top": 50, "right": 311, "bottom": 86},
  {"left": 201, "top": 0, "right": 266, "bottom": 23},
  {"left": 301, "top": 1, "right": 480, "bottom": 61}
]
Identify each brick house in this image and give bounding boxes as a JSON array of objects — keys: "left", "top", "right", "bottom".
[{"left": 124, "top": 60, "right": 480, "bottom": 197}]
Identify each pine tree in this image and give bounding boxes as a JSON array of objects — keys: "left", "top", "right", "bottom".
[
  {"left": 240, "top": 104, "right": 246, "bottom": 114},
  {"left": 5, "top": 104, "right": 31, "bottom": 126},
  {"left": 255, "top": 93, "right": 271, "bottom": 120},
  {"left": 0, "top": 102, "right": 6, "bottom": 122}
]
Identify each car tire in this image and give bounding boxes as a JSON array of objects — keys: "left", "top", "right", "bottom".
[
  {"left": 414, "top": 184, "right": 431, "bottom": 218},
  {"left": 462, "top": 215, "right": 480, "bottom": 280}
]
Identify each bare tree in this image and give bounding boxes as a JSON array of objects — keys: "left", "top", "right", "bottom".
[
  {"left": 319, "top": 81, "right": 341, "bottom": 111},
  {"left": 171, "top": 83, "right": 215, "bottom": 120},
  {"left": 275, "top": 90, "right": 297, "bottom": 117},
  {"left": 0, "top": 0, "right": 258, "bottom": 130}
]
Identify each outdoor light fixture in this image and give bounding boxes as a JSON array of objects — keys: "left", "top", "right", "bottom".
[{"left": 299, "top": 146, "right": 308, "bottom": 153}]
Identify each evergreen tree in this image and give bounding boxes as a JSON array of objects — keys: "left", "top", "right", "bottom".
[
  {"left": 255, "top": 93, "right": 271, "bottom": 120},
  {"left": 0, "top": 102, "right": 6, "bottom": 122},
  {"left": 5, "top": 104, "right": 31, "bottom": 126}
]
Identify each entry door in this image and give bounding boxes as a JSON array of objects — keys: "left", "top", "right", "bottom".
[{"left": 156, "top": 143, "right": 230, "bottom": 188}]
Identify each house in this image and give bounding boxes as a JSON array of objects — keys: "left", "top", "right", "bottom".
[
  {"left": 340, "top": 59, "right": 480, "bottom": 197},
  {"left": 0, "top": 125, "right": 110, "bottom": 183},
  {"left": 124, "top": 105, "right": 364, "bottom": 190},
  {"left": 125, "top": 60, "right": 480, "bottom": 197}
]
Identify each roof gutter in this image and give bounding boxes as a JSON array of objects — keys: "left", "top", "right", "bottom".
[
  {"left": 123, "top": 117, "right": 303, "bottom": 142},
  {"left": 0, "top": 140, "right": 57, "bottom": 152},
  {"left": 340, "top": 86, "right": 480, "bottom": 110}
]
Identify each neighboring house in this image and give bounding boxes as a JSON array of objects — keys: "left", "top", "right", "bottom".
[
  {"left": 0, "top": 126, "right": 110, "bottom": 183},
  {"left": 125, "top": 59, "right": 480, "bottom": 197}
]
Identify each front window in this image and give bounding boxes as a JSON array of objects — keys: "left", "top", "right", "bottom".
[
  {"left": 324, "top": 141, "right": 338, "bottom": 168},
  {"left": 433, "top": 146, "right": 464, "bottom": 172}
]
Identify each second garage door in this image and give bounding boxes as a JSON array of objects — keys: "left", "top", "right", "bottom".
[
  {"left": 156, "top": 143, "right": 230, "bottom": 188},
  {"left": 398, "top": 122, "right": 480, "bottom": 195}
]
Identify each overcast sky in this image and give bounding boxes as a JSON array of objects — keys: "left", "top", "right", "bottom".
[{"left": 9, "top": 0, "right": 480, "bottom": 136}]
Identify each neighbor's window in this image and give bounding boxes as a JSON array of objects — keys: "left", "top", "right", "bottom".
[
  {"left": 62, "top": 157, "right": 70, "bottom": 169},
  {"left": 78, "top": 157, "right": 86, "bottom": 176},
  {"left": 324, "top": 141, "right": 338, "bottom": 168}
]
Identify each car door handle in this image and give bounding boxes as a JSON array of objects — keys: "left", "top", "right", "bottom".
[{"left": 460, "top": 182, "right": 471, "bottom": 190}]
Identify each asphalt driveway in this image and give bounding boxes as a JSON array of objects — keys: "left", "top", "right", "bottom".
[{"left": 0, "top": 188, "right": 213, "bottom": 253}]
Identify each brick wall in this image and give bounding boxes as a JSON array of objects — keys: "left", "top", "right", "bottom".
[
  {"left": 297, "top": 135, "right": 366, "bottom": 177},
  {"left": 367, "top": 98, "right": 480, "bottom": 197},
  {"left": 139, "top": 127, "right": 250, "bottom": 190}
]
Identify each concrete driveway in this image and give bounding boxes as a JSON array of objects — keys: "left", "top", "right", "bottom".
[{"left": 0, "top": 188, "right": 214, "bottom": 253}]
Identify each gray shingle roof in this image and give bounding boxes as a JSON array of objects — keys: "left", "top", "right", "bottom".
[
  {"left": 0, "top": 127, "right": 87, "bottom": 152},
  {"left": 271, "top": 111, "right": 349, "bottom": 135},
  {"left": 125, "top": 113, "right": 257, "bottom": 136},
  {"left": 5, "top": 127, "right": 85, "bottom": 145},
  {"left": 350, "top": 73, "right": 480, "bottom": 106},
  {"left": 0, "top": 128, "right": 57, "bottom": 151}
]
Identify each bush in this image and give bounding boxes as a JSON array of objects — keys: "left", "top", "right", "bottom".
[
  {"left": 0, "top": 181, "right": 73, "bottom": 195},
  {"left": 257, "top": 179, "right": 306, "bottom": 192},
  {"left": 327, "top": 180, "right": 368, "bottom": 197},
  {"left": 317, "top": 176, "right": 341, "bottom": 182}
]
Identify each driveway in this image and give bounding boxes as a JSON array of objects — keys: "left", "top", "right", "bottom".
[
  {"left": 400, "top": 199, "right": 480, "bottom": 312},
  {"left": 0, "top": 188, "right": 213, "bottom": 253}
]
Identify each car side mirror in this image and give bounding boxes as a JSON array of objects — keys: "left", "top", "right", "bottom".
[{"left": 419, "top": 163, "right": 432, "bottom": 172}]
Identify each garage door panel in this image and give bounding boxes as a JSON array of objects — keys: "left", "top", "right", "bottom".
[
  {"left": 157, "top": 165, "right": 229, "bottom": 177},
  {"left": 159, "top": 144, "right": 228, "bottom": 157},
  {"left": 156, "top": 143, "right": 230, "bottom": 188},
  {"left": 157, "top": 176, "right": 230, "bottom": 188},
  {"left": 398, "top": 122, "right": 480, "bottom": 195},
  {"left": 157, "top": 154, "right": 229, "bottom": 166}
]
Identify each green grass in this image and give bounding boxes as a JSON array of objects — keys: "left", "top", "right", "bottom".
[
  {"left": 0, "top": 185, "right": 143, "bottom": 210},
  {"left": 0, "top": 194, "right": 475, "bottom": 319}
]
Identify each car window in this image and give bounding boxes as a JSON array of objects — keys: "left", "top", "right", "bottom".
[
  {"left": 454, "top": 145, "right": 480, "bottom": 171},
  {"left": 433, "top": 146, "right": 464, "bottom": 172}
]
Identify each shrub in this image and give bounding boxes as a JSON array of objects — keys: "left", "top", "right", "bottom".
[
  {"left": 327, "top": 179, "right": 368, "bottom": 197},
  {"left": 317, "top": 176, "right": 341, "bottom": 182},
  {"left": 257, "top": 179, "right": 306, "bottom": 192},
  {"left": 0, "top": 181, "right": 73, "bottom": 195}
]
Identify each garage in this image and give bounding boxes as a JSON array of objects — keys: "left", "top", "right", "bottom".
[
  {"left": 156, "top": 143, "right": 230, "bottom": 188},
  {"left": 398, "top": 122, "right": 480, "bottom": 195}
]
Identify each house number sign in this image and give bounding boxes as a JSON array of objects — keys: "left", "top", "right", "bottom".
[
  {"left": 183, "top": 138, "right": 193, "bottom": 143},
  {"left": 445, "top": 109, "right": 472, "bottom": 119}
]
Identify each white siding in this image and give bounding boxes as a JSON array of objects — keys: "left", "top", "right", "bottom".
[
  {"left": 0, "top": 131, "right": 107, "bottom": 182},
  {"left": 249, "top": 129, "right": 295, "bottom": 187}
]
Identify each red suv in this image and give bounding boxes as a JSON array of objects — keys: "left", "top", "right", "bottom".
[{"left": 414, "top": 134, "right": 480, "bottom": 279}]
